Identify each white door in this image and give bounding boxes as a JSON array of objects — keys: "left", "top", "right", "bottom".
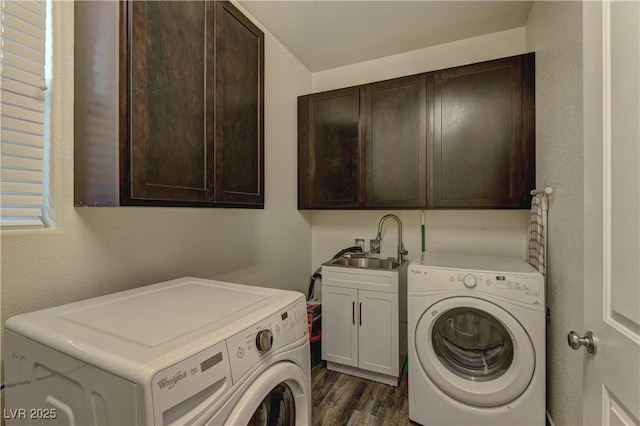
[
  {"left": 583, "top": 1, "right": 640, "bottom": 424},
  {"left": 358, "top": 289, "right": 398, "bottom": 376},
  {"left": 321, "top": 285, "right": 358, "bottom": 367}
]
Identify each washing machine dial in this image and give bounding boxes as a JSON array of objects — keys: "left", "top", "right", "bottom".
[
  {"left": 462, "top": 274, "right": 477, "bottom": 288},
  {"left": 255, "top": 329, "right": 274, "bottom": 353}
]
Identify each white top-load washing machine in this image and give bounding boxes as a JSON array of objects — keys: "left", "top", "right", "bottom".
[
  {"left": 408, "top": 252, "right": 545, "bottom": 426},
  {"left": 4, "top": 277, "right": 311, "bottom": 425}
]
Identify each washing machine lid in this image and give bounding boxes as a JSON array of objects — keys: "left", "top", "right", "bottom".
[
  {"left": 4, "top": 277, "right": 302, "bottom": 381},
  {"left": 415, "top": 296, "right": 536, "bottom": 407},
  {"left": 411, "top": 252, "right": 539, "bottom": 275}
]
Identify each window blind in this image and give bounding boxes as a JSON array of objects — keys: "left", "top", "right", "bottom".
[{"left": 0, "top": 0, "right": 47, "bottom": 229}]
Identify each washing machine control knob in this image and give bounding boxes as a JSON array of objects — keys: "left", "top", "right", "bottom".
[
  {"left": 462, "top": 274, "right": 477, "bottom": 288},
  {"left": 256, "top": 329, "right": 274, "bottom": 353}
]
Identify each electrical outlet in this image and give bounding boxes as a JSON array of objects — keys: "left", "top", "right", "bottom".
[
  {"left": 354, "top": 238, "right": 365, "bottom": 250},
  {"left": 370, "top": 238, "right": 380, "bottom": 254}
]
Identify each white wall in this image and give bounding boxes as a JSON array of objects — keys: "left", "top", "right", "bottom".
[
  {"left": 0, "top": 1, "right": 313, "bottom": 362},
  {"left": 310, "top": 27, "right": 532, "bottom": 271},
  {"left": 313, "top": 27, "right": 526, "bottom": 92},
  {"left": 526, "top": 2, "right": 584, "bottom": 425},
  {"left": 312, "top": 209, "right": 530, "bottom": 272}
]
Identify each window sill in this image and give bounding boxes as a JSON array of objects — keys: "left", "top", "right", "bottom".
[{"left": 1, "top": 227, "right": 61, "bottom": 237}]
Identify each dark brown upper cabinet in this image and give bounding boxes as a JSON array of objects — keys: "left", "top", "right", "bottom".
[
  {"left": 213, "top": 1, "right": 265, "bottom": 206},
  {"left": 364, "top": 75, "right": 427, "bottom": 208},
  {"left": 123, "top": 1, "right": 214, "bottom": 205},
  {"left": 428, "top": 53, "right": 535, "bottom": 209},
  {"left": 121, "top": 0, "right": 264, "bottom": 207},
  {"left": 298, "top": 87, "right": 361, "bottom": 209},
  {"left": 74, "top": 1, "right": 263, "bottom": 208},
  {"left": 298, "top": 77, "right": 427, "bottom": 210},
  {"left": 297, "top": 53, "right": 535, "bottom": 210}
]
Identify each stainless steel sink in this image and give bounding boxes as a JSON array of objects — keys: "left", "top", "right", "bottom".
[{"left": 324, "top": 257, "right": 401, "bottom": 270}]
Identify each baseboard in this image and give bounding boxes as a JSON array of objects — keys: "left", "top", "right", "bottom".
[{"left": 326, "top": 362, "right": 400, "bottom": 386}]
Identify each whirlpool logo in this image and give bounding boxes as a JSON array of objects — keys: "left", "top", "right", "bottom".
[{"left": 157, "top": 370, "right": 187, "bottom": 390}]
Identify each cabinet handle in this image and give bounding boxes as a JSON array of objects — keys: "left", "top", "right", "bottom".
[
  {"left": 352, "top": 301, "right": 355, "bottom": 325},
  {"left": 359, "top": 302, "right": 362, "bottom": 326}
]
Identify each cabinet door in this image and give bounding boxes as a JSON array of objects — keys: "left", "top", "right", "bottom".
[
  {"left": 321, "top": 285, "right": 358, "bottom": 367},
  {"left": 122, "top": 1, "right": 214, "bottom": 205},
  {"left": 298, "top": 88, "right": 361, "bottom": 209},
  {"left": 363, "top": 75, "right": 427, "bottom": 207},
  {"left": 213, "top": 1, "right": 265, "bottom": 207},
  {"left": 358, "top": 290, "right": 399, "bottom": 376},
  {"left": 429, "top": 53, "right": 535, "bottom": 208}
]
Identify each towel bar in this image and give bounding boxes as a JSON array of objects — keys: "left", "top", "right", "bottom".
[{"left": 530, "top": 187, "right": 553, "bottom": 195}]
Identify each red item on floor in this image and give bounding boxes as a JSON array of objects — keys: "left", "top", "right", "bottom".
[{"left": 307, "top": 303, "right": 321, "bottom": 342}]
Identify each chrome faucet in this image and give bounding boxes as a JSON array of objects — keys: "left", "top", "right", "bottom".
[{"left": 375, "top": 214, "right": 408, "bottom": 262}]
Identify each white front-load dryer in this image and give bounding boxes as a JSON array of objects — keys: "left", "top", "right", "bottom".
[
  {"left": 408, "top": 252, "right": 545, "bottom": 426},
  {"left": 4, "top": 277, "right": 311, "bottom": 425},
  {"left": 210, "top": 340, "right": 311, "bottom": 425}
]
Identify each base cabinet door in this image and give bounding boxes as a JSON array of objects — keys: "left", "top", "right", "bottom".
[
  {"left": 358, "top": 290, "right": 399, "bottom": 376},
  {"left": 322, "top": 283, "right": 401, "bottom": 380},
  {"left": 321, "top": 285, "right": 358, "bottom": 367}
]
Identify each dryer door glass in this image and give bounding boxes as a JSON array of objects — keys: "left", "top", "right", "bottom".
[
  {"left": 432, "top": 307, "right": 513, "bottom": 382},
  {"left": 247, "top": 383, "right": 296, "bottom": 426}
]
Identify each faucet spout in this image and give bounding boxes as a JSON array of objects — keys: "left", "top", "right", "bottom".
[{"left": 376, "top": 214, "right": 408, "bottom": 262}]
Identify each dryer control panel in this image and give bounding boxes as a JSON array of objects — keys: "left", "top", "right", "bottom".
[
  {"left": 409, "top": 267, "right": 544, "bottom": 307},
  {"left": 226, "top": 297, "right": 307, "bottom": 385},
  {"left": 149, "top": 295, "right": 307, "bottom": 425}
]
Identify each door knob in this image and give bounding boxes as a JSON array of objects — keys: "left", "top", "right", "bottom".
[{"left": 567, "top": 330, "right": 597, "bottom": 354}]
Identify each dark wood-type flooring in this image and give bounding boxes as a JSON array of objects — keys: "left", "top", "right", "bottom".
[{"left": 311, "top": 363, "right": 415, "bottom": 426}]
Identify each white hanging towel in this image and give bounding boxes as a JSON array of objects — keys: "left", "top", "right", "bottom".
[{"left": 528, "top": 194, "right": 548, "bottom": 275}]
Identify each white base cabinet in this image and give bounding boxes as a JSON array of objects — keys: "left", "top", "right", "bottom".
[
  {"left": 322, "top": 285, "right": 359, "bottom": 367},
  {"left": 321, "top": 261, "right": 407, "bottom": 386}
]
